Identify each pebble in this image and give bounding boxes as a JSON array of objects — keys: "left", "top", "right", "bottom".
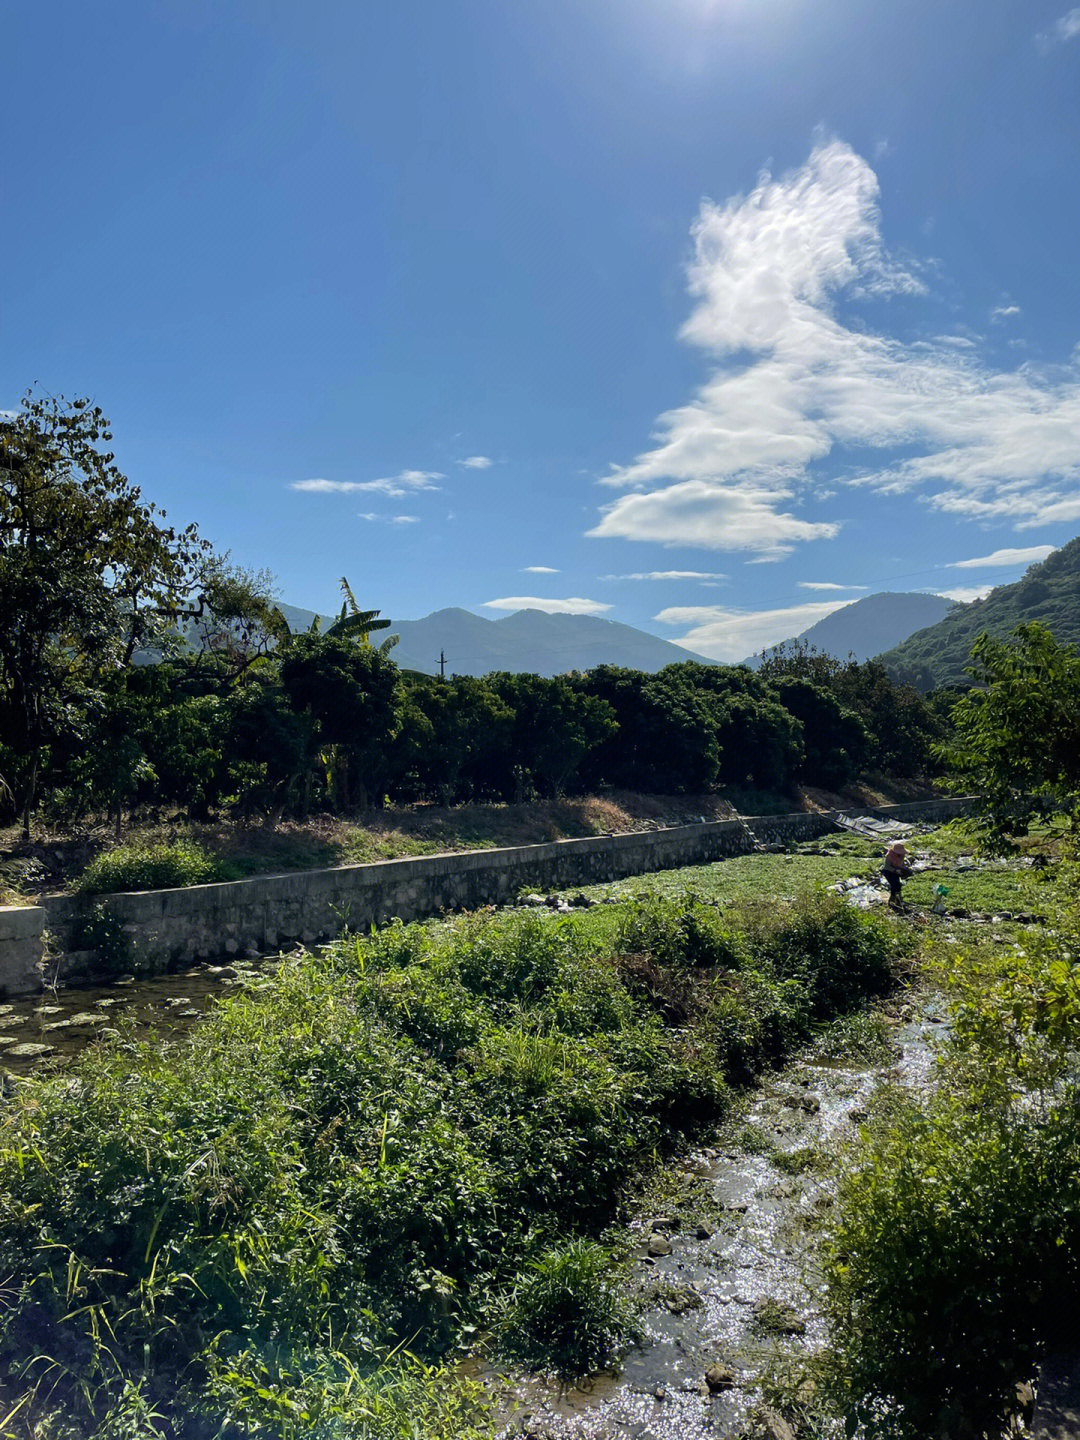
[{"left": 647, "top": 1234, "right": 673, "bottom": 1257}]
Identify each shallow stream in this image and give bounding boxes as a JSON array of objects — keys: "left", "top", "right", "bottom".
[{"left": 492, "top": 1000, "right": 945, "bottom": 1439}]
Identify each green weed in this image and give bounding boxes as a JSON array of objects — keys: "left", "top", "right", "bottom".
[
  {"left": 495, "top": 1240, "right": 638, "bottom": 1375},
  {"left": 74, "top": 839, "right": 223, "bottom": 894}
]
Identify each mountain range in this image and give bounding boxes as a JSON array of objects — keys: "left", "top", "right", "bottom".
[
  {"left": 275, "top": 604, "right": 715, "bottom": 675},
  {"left": 276, "top": 537, "right": 1078, "bottom": 686}
]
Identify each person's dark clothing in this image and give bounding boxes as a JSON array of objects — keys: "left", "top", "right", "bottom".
[{"left": 881, "top": 860, "right": 912, "bottom": 905}]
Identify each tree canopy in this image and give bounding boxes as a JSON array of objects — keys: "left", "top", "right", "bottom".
[
  {"left": 0, "top": 394, "right": 207, "bottom": 834},
  {"left": 938, "top": 622, "right": 1080, "bottom": 848}
]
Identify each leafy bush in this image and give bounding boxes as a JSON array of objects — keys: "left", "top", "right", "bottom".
[
  {"left": 496, "top": 1240, "right": 638, "bottom": 1375},
  {"left": 74, "top": 838, "right": 223, "bottom": 893},
  {"left": 824, "top": 922, "right": 1080, "bottom": 1436}
]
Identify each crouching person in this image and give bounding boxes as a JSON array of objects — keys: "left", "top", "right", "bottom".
[{"left": 881, "top": 840, "right": 912, "bottom": 910}]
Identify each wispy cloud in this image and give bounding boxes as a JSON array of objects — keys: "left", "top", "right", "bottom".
[
  {"left": 602, "top": 570, "right": 727, "bottom": 581},
  {"left": 939, "top": 585, "right": 994, "bottom": 603},
  {"left": 523, "top": 565, "right": 560, "bottom": 574},
  {"left": 654, "top": 599, "right": 850, "bottom": 663},
  {"left": 797, "top": 581, "right": 868, "bottom": 591},
  {"left": 991, "top": 304, "right": 1021, "bottom": 321},
  {"left": 458, "top": 455, "right": 493, "bottom": 469},
  {"left": 1037, "top": 6, "right": 1080, "bottom": 49},
  {"left": 483, "top": 596, "right": 612, "bottom": 615},
  {"left": 589, "top": 140, "right": 1080, "bottom": 556},
  {"left": 293, "top": 470, "right": 443, "bottom": 497},
  {"left": 358, "top": 512, "right": 421, "bottom": 525},
  {"left": 950, "top": 545, "right": 1056, "bottom": 569}
]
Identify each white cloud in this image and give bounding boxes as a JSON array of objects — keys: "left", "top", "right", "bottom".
[
  {"left": 292, "top": 470, "right": 443, "bottom": 497},
  {"left": 591, "top": 479, "right": 839, "bottom": 558},
  {"left": 459, "top": 455, "right": 494, "bottom": 469},
  {"left": 1037, "top": 7, "right": 1080, "bottom": 47},
  {"left": 797, "top": 581, "right": 868, "bottom": 591},
  {"left": 602, "top": 570, "right": 727, "bottom": 581},
  {"left": 523, "top": 565, "right": 560, "bottom": 573},
  {"left": 357, "top": 511, "right": 420, "bottom": 524},
  {"left": 391, "top": 514, "right": 420, "bottom": 524},
  {"left": 591, "top": 139, "right": 1080, "bottom": 555},
  {"left": 654, "top": 599, "right": 850, "bottom": 663},
  {"left": 939, "top": 585, "right": 994, "bottom": 603},
  {"left": 951, "top": 545, "right": 1056, "bottom": 569},
  {"left": 991, "top": 304, "right": 1021, "bottom": 321},
  {"left": 483, "top": 596, "right": 612, "bottom": 615}
]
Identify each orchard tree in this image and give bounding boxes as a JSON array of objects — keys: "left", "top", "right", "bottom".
[
  {"left": 0, "top": 393, "right": 207, "bottom": 835},
  {"left": 938, "top": 623, "right": 1080, "bottom": 848}
]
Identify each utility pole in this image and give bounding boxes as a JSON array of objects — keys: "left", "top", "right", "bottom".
[{"left": 438, "top": 649, "right": 447, "bottom": 679}]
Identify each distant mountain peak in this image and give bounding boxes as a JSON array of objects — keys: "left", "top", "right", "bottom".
[{"left": 745, "top": 591, "right": 957, "bottom": 667}]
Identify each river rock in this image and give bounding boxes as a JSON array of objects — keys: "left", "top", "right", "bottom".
[
  {"left": 695, "top": 1221, "right": 716, "bottom": 1239},
  {"left": 704, "top": 1362, "right": 736, "bottom": 1392},
  {"left": 750, "top": 1407, "right": 796, "bottom": 1440},
  {"left": 646, "top": 1234, "right": 672, "bottom": 1257},
  {"left": 752, "top": 1297, "right": 806, "bottom": 1335},
  {"left": 649, "top": 1215, "right": 677, "bottom": 1232}
]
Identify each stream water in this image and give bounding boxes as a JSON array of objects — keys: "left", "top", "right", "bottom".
[
  {"left": 492, "top": 1001, "right": 944, "bottom": 1439},
  {"left": 0, "top": 958, "right": 269, "bottom": 1076}
]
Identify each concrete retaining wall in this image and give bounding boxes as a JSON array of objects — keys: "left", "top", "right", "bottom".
[
  {"left": 0, "top": 796, "right": 975, "bottom": 996},
  {"left": 0, "top": 905, "right": 48, "bottom": 995}
]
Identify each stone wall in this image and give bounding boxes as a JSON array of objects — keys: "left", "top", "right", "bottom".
[
  {"left": 0, "top": 906, "right": 48, "bottom": 994},
  {"left": 0, "top": 796, "right": 975, "bottom": 996}
]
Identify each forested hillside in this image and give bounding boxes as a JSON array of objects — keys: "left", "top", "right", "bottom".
[{"left": 878, "top": 538, "right": 1080, "bottom": 688}]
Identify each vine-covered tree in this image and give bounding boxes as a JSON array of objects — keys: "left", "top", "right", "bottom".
[{"left": 0, "top": 394, "right": 207, "bottom": 835}]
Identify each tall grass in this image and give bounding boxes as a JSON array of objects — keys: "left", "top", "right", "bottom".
[{"left": 0, "top": 890, "right": 908, "bottom": 1437}]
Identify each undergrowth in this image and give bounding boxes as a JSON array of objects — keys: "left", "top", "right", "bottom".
[
  {"left": 821, "top": 901, "right": 1080, "bottom": 1437},
  {"left": 0, "top": 890, "right": 909, "bottom": 1436}
]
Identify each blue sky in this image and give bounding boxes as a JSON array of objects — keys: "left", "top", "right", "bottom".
[{"left": 5, "top": 0, "right": 1079, "bottom": 660}]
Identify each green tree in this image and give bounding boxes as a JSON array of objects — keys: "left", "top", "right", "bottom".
[
  {"left": 0, "top": 394, "right": 206, "bottom": 835},
  {"left": 279, "top": 634, "right": 400, "bottom": 810},
  {"left": 771, "top": 676, "right": 869, "bottom": 790},
  {"left": 938, "top": 622, "right": 1080, "bottom": 847},
  {"left": 576, "top": 666, "right": 720, "bottom": 794}
]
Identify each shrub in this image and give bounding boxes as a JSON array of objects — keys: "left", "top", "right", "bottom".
[
  {"left": 496, "top": 1241, "right": 637, "bottom": 1375},
  {"left": 824, "top": 923, "right": 1080, "bottom": 1435},
  {"left": 75, "top": 838, "right": 223, "bottom": 894}
]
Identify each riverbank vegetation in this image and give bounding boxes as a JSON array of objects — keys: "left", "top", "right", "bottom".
[
  {"left": 817, "top": 884, "right": 1080, "bottom": 1437},
  {"left": 0, "top": 890, "right": 909, "bottom": 1437}
]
